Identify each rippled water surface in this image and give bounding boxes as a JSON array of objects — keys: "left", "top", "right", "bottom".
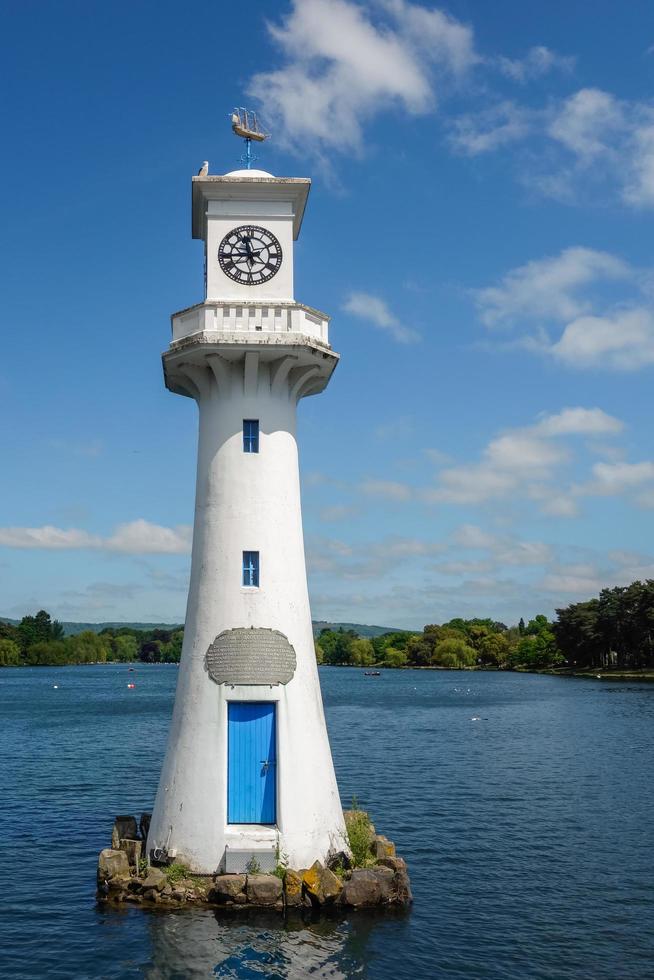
[{"left": 2, "top": 666, "right": 654, "bottom": 979}]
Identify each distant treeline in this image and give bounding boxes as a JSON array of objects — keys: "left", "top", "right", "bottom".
[
  {"left": 0, "top": 611, "right": 182, "bottom": 667},
  {"left": 2, "top": 579, "right": 653, "bottom": 670},
  {"left": 317, "top": 579, "right": 654, "bottom": 672}
]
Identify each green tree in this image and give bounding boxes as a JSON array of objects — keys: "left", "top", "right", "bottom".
[
  {"left": 317, "top": 629, "right": 358, "bottom": 664},
  {"left": 433, "top": 637, "right": 477, "bottom": 668},
  {"left": 25, "top": 640, "right": 69, "bottom": 665},
  {"left": 66, "top": 631, "right": 111, "bottom": 663},
  {"left": 0, "top": 638, "right": 20, "bottom": 666},
  {"left": 160, "top": 630, "right": 184, "bottom": 663},
  {"left": 349, "top": 638, "right": 375, "bottom": 666},
  {"left": 478, "top": 632, "right": 510, "bottom": 667},
  {"left": 381, "top": 646, "right": 407, "bottom": 667},
  {"left": 112, "top": 635, "right": 138, "bottom": 662},
  {"left": 17, "top": 610, "right": 64, "bottom": 654}
]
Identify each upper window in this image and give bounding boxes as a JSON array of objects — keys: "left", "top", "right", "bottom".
[
  {"left": 242, "top": 551, "right": 260, "bottom": 588},
  {"left": 243, "top": 419, "right": 259, "bottom": 454}
]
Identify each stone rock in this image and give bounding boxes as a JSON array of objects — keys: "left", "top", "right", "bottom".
[
  {"left": 107, "top": 873, "right": 131, "bottom": 893},
  {"left": 212, "top": 874, "right": 247, "bottom": 904},
  {"left": 377, "top": 856, "right": 406, "bottom": 872},
  {"left": 140, "top": 868, "right": 167, "bottom": 893},
  {"left": 341, "top": 869, "right": 382, "bottom": 908},
  {"left": 371, "top": 835, "right": 396, "bottom": 860},
  {"left": 98, "top": 848, "right": 130, "bottom": 881},
  {"left": 392, "top": 869, "right": 413, "bottom": 904},
  {"left": 302, "top": 861, "right": 342, "bottom": 906},
  {"left": 190, "top": 878, "right": 211, "bottom": 901},
  {"left": 111, "top": 816, "right": 138, "bottom": 849},
  {"left": 118, "top": 838, "right": 142, "bottom": 867},
  {"left": 171, "top": 888, "right": 186, "bottom": 901},
  {"left": 142, "top": 888, "right": 159, "bottom": 903},
  {"left": 326, "top": 850, "right": 352, "bottom": 872},
  {"left": 139, "top": 812, "right": 151, "bottom": 842},
  {"left": 370, "top": 866, "right": 395, "bottom": 902},
  {"left": 246, "top": 874, "right": 283, "bottom": 906},
  {"left": 283, "top": 869, "right": 303, "bottom": 907}
]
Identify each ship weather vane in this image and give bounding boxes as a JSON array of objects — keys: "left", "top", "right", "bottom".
[{"left": 230, "top": 107, "right": 270, "bottom": 169}]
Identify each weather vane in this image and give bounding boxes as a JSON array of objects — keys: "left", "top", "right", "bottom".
[{"left": 230, "top": 107, "right": 270, "bottom": 169}]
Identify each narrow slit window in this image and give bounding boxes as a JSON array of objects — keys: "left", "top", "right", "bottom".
[
  {"left": 242, "top": 551, "right": 260, "bottom": 588},
  {"left": 243, "top": 419, "right": 259, "bottom": 453}
]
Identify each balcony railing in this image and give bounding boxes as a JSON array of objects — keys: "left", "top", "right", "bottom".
[{"left": 171, "top": 302, "right": 330, "bottom": 346}]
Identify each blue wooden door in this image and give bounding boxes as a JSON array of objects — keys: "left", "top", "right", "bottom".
[{"left": 227, "top": 702, "right": 277, "bottom": 824}]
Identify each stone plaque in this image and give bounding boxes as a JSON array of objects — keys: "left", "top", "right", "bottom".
[{"left": 205, "top": 627, "right": 297, "bottom": 686}]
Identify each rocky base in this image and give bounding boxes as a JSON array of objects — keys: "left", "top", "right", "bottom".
[{"left": 96, "top": 813, "right": 412, "bottom": 913}]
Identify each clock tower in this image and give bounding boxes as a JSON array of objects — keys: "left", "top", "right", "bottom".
[{"left": 147, "top": 166, "right": 346, "bottom": 874}]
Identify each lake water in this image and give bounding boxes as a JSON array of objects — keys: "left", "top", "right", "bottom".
[{"left": 2, "top": 665, "right": 653, "bottom": 979}]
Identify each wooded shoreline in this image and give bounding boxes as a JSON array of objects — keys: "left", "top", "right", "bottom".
[{"left": 3, "top": 578, "right": 654, "bottom": 674}]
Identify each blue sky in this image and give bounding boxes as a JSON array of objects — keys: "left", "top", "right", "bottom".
[{"left": 1, "top": 0, "right": 654, "bottom": 629}]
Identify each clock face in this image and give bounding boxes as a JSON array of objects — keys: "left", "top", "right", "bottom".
[{"left": 218, "top": 225, "right": 283, "bottom": 285}]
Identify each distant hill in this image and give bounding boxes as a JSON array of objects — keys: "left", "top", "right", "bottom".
[
  {"left": 0, "top": 618, "right": 182, "bottom": 637},
  {"left": 311, "top": 621, "right": 405, "bottom": 638},
  {"left": 1, "top": 616, "right": 403, "bottom": 638}
]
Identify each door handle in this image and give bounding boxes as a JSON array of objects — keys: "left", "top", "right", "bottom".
[{"left": 261, "top": 760, "right": 269, "bottom": 772}]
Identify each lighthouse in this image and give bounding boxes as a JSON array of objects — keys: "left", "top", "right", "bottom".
[{"left": 147, "top": 157, "right": 346, "bottom": 874}]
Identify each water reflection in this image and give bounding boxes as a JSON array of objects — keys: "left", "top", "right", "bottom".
[{"left": 142, "top": 907, "right": 397, "bottom": 979}]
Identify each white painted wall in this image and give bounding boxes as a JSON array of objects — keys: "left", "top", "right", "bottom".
[{"left": 148, "top": 355, "right": 346, "bottom": 872}]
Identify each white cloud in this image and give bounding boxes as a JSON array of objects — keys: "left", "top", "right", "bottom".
[
  {"left": 107, "top": 520, "right": 192, "bottom": 554},
  {"left": 449, "top": 101, "right": 530, "bottom": 155},
  {"left": 540, "top": 570, "right": 605, "bottom": 595},
  {"left": 624, "top": 122, "right": 654, "bottom": 206},
  {"left": 359, "top": 479, "right": 413, "bottom": 501},
  {"left": 452, "top": 524, "right": 498, "bottom": 549},
  {"left": 423, "top": 464, "right": 517, "bottom": 505},
  {"left": 343, "top": 292, "right": 420, "bottom": 343},
  {"left": 533, "top": 407, "right": 624, "bottom": 437},
  {"left": 450, "top": 524, "right": 551, "bottom": 566},
  {"left": 424, "top": 406, "right": 627, "bottom": 513},
  {"left": 580, "top": 461, "right": 654, "bottom": 496},
  {"left": 0, "top": 526, "right": 102, "bottom": 550},
  {"left": 476, "top": 247, "right": 654, "bottom": 371},
  {"left": 476, "top": 247, "right": 630, "bottom": 328},
  {"left": 497, "top": 45, "right": 575, "bottom": 83},
  {"left": 307, "top": 533, "right": 443, "bottom": 580},
  {"left": 248, "top": 0, "right": 476, "bottom": 156},
  {"left": 550, "top": 308, "right": 654, "bottom": 370},
  {"left": 0, "top": 520, "right": 192, "bottom": 554},
  {"left": 448, "top": 83, "right": 654, "bottom": 210},
  {"left": 548, "top": 88, "right": 624, "bottom": 159},
  {"left": 484, "top": 431, "right": 568, "bottom": 474}
]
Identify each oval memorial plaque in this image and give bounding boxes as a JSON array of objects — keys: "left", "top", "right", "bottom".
[{"left": 205, "top": 627, "right": 297, "bottom": 686}]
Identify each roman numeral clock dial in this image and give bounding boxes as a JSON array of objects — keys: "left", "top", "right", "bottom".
[{"left": 218, "top": 225, "right": 283, "bottom": 285}]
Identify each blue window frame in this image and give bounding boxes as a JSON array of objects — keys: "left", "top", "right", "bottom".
[
  {"left": 243, "top": 420, "right": 259, "bottom": 453},
  {"left": 242, "top": 551, "right": 259, "bottom": 587}
]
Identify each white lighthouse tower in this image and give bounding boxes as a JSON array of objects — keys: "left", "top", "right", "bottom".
[{"left": 147, "top": 145, "right": 346, "bottom": 874}]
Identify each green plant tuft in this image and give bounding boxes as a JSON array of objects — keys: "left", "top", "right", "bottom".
[
  {"left": 165, "top": 862, "right": 193, "bottom": 883},
  {"left": 345, "top": 803, "right": 376, "bottom": 868}
]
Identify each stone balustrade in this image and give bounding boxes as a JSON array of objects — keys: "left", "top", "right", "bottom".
[{"left": 171, "top": 302, "right": 330, "bottom": 346}]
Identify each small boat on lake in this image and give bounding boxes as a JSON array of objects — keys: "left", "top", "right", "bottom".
[{"left": 364, "top": 671, "right": 381, "bottom": 677}]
